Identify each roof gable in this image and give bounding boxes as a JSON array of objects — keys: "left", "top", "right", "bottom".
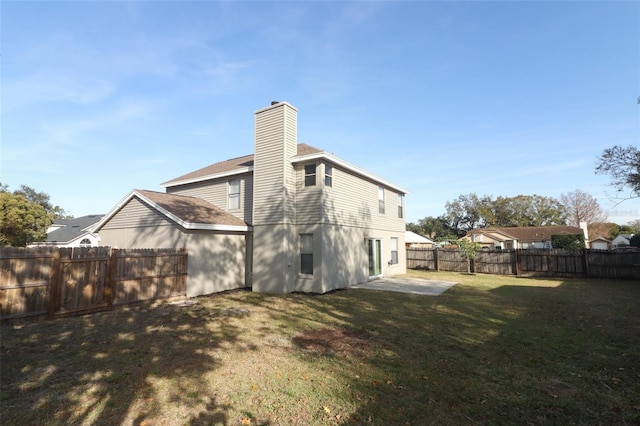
[{"left": 94, "top": 190, "right": 249, "bottom": 232}]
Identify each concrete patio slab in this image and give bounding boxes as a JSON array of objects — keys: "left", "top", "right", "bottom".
[{"left": 350, "top": 277, "right": 457, "bottom": 296}]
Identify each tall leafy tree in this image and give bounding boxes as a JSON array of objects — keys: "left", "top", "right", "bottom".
[
  {"left": 13, "top": 185, "right": 69, "bottom": 219},
  {"left": 0, "top": 192, "right": 50, "bottom": 246},
  {"left": 444, "top": 193, "right": 567, "bottom": 235},
  {"left": 407, "top": 216, "right": 457, "bottom": 242},
  {"left": 560, "top": 189, "right": 607, "bottom": 227},
  {"left": 444, "top": 193, "right": 487, "bottom": 234},
  {"left": 0, "top": 184, "right": 68, "bottom": 247},
  {"left": 627, "top": 219, "right": 640, "bottom": 234},
  {"left": 595, "top": 145, "right": 640, "bottom": 199}
]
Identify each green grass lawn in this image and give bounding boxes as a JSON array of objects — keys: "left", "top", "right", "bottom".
[{"left": 2, "top": 271, "right": 639, "bottom": 425}]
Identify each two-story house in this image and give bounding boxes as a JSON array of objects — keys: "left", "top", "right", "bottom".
[{"left": 94, "top": 101, "right": 407, "bottom": 296}]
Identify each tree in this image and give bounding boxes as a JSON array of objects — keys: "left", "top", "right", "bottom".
[
  {"left": 444, "top": 193, "right": 567, "bottom": 235},
  {"left": 13, "top": 184, "right": 69, "bottom": 219},
  {"left": 0, "top": 192, "right": 51, "bottom": 246},
  {"left": 627, "top": 219, "right": 640, "bottom": 234},
  {"left": 0, "top": 184, "right": 68, "bottom": 247},
  {"left": 457, "top": 238, "right": 481, "bottom": 274},
  {"left": 595, "top": 145, "right": 640, "bottom": 199},
  {"left": 444, "top": 193, "right": 488, "bottom": 234},
  {"left": 560, "top": 189, "right": 607, "bottom": 227},
  {"left": 630, "top": 234, "right": 640, "bottom": 248},
  {"left": 406, "top": 215, "right": 457, "bottom": 241},
  {"left": 551, "top": 233, "right": 586, "bottom": 249}
]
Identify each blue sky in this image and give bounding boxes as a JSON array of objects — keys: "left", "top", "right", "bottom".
[{"left": 2, "top": 1, "right": 639, "bottom": 225}]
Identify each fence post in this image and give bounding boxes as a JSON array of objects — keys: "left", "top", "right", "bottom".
[
  {"left": 104, "top": 248, "right": 118, "bottom": 309},
  {"left": 514, "top": 249, "right": 521, "bottom": 276},
  {"left": 435, "top": 248, "right": 439, "bottom": 271},
  {"left": 104, "top": 248, "right": 116, "bottom": 309},
  {"left": 582, "top": 248, "right": 589, "bottom": 278},
  {"left": 48, "top": 248, "right": 62, "bottom": 320}
]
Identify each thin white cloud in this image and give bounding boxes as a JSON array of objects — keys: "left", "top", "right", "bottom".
[
  {"left": 42, "top": 99, "right": 156, "bottom": 144},
  {"left": 3, "top": 71, "right": 116, "bottom": 112},
  {"left": 516, "top": 160, "right": 585, "bottom": 176}
]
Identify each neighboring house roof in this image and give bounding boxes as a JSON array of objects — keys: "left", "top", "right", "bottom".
[
  {"left": 94, "top": 189, "right": 249, "bottom": 233},
  {"left": 466, "top": 225, "right": 584, "bottom": 243},
  {"left": 405, "top": 231, "right": 435, "bottom": 244},
  {"left": 45, "top": 214, "right": 104, "bottom": 244},
  {"left": 611, "top": 234, "right": 633, "bottom": 246},
  {"left": 161, "top": 142, "right": 408, "bottom": 194}
]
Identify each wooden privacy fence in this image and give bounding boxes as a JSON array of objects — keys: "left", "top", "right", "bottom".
[
  {"left": 407, "top": 248, "right": 640, "bottom": 280},
  {"left": 0, "top": 247, "right": 187, "bottom": 321}
]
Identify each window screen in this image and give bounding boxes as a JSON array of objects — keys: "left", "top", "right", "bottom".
[{"left": 300, "top": 234, "right": 313, "bottom": 274}]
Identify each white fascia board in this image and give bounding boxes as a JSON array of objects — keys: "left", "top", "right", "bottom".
[
  {"left": 181, "top": 223, "right": 252, "bottom": 232},
  {"left": 291, "top": 152, "right": 409, "bottom": 194},
  {"left": 160, "top": 167, "right": 253, "bottom": 188},
  {"left": 94, "top": 190, "right": 250, "bottom": 233},
  {"left": 133, "top": 192, "right": 250, "bottom": 232},
  {"left": 93, "top": 190, "right": 139, "bottom": 232}
]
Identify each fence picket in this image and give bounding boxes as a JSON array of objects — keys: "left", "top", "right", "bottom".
[
  {"left": 1, "top": 247, "right": 187, "bottom": 321},
  {"left": 407, "top": 247, "right": 639, "bottom": 280}
]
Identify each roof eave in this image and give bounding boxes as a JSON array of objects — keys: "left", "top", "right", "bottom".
[
  {"left": 93, "top": 190, "right": 250, "bottom": 233},
  {"left": 291, "top": 151, "right": 409, "bottom": 194},
  {"left": 161, "top": 166, "right": 253, "bottom": 188}
]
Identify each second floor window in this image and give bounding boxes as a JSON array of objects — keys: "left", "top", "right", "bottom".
[
  {"left": 305, "top": 164, "right": 316, "bottom": 187},
  {"left": 228, "top": 178, "right": 240, "bottom": 210},
  {"left": 398, "top": 194, "right": 404, "bottom": 218},
  {"left": 324, "top": 165, "right": 333, "bottom": 187},
  {"left": 378, "top": 186, "right": 385, "bottom": 214}
]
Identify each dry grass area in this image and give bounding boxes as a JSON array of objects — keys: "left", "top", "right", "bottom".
[{"left": 2, "top": 271, "right": 640, "bottom": 425}]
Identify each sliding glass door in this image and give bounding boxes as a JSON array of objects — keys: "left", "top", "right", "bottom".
[{"left": 368, "top": 239, "right": 382, "bottom": 277}]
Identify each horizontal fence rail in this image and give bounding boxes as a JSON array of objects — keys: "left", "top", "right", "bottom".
[
  {"left": 407, "top": 248, "right": 640, "bottom": 280},
  {"left": 1, "top": 247, "right": 187, "bottom": 321}
]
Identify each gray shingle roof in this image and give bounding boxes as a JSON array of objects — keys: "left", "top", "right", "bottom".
[
  {"left": 135, "top": 190, "right": 247, "bottom": 227},
  {"left": 46, "top": 214, "right": 104, "bottom": 243}
]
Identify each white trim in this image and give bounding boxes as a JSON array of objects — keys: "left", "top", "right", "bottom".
[
  {"left": 291, "top": 151, "right": 409, "bottom": 194},
  {"left": 161, "top": 167, "right": 252, "bottom": 188},
  {"left": 254, "top": 101, "right": 298, "bottom": 115},
  {"left": 93, "top": 190, "right": 251, "bottom": 233},
  {"left": 160, "top": 149, "right": 407, "bottom": 194}
]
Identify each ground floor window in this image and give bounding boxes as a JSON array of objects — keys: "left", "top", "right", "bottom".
[
  {"left": 390, "top": 237, "right": 398, "bottom": 264},
  {"left": 300, "top": 233, "right": 313, "bottom": 275}
]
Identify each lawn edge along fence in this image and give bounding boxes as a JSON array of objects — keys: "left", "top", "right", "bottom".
[
  {"left": 0, "top": 247, "right": 187, "bottom": 321},
  {"left": 407, "top": 248, "right": 640, "bottom": 280}
]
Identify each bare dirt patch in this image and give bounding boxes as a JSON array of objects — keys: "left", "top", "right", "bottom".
[{"left": 291, "top": 327, "right": 371, "bottom": 356}]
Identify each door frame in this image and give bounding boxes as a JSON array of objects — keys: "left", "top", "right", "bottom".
[{"left": 368, "top": 238, "right": 383, "bottom": 278}]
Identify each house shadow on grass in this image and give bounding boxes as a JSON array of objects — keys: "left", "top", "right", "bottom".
[{"left": 1, "top": 301, "right": 255, "bottom": 425}]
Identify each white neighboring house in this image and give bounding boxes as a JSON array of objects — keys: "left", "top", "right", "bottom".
[
  {"left": 588, "top": 236, "right": 611, "bottom": 250},
  {"left": 405, "top": 231, "right": 435, "bottom": 248},
  {"left": 30, "top": 215, "right": 104, "bottom": 248},
  {"left": 611, "top": 233, "right": 634, "bottom": 249}
]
